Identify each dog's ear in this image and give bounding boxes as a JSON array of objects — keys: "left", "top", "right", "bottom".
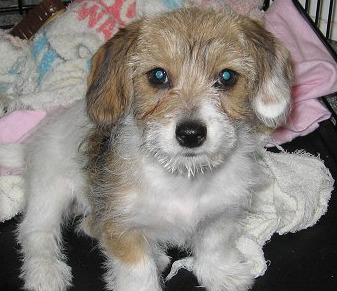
[
  {"left": 87, "top": 21, "right": 141, "bottom": 126},
  {"left": 243, "top": 20, "right": 293, "bottom": 128}
]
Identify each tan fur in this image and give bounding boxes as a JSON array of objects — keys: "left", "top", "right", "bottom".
[
  {"left": 85, "top": 143, "right": 146, "bottom": 264},
  {"left": 87, "top": 21, "right": 142, "bottom": 126},
  {"left": 129, "top": 8, "right": 290, "bottom": 128},
  {"left": 87, "top": 8, "right": 291, "bottom": 129},
  {"left": 102, "top": 221, "right": 146, "bottom": 264}
]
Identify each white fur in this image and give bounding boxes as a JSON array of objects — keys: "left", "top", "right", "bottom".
[
  {"left": 104, "top": 255, "right": 163, "bottom": 291},
  {"left": 17, "top": 96, "right": 264, "bottom": 291},
  {"left": 142, "top": 101, "right": 238, "bottom": 178},
  {"left": 0, "top": 143, "right": 25, "bottom": 169},
  {"left": 253, "top": 67, "right": 291, "bottom": 128},
  {"left": 17, "top": 8, "right": 290, "bottom": 291},
  {"left": 17, "top": 103, "right": 91, "bottom": 291}
]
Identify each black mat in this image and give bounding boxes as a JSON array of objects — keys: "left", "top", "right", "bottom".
[{"left": 1, "top": 120, "right": 336, "bottom": 291}]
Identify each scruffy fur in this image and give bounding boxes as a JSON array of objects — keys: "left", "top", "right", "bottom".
[{"left": 17, "top": 7, "right": 292, "bottom": 291}]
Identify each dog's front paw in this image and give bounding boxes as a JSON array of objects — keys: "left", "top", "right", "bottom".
[
  {"left": 21, "top": 256, "right": 72, "bottom": 291},
  {"left": 194, "top": 258, "right": 254, "bottom": 291},
  {"left": 104, "top": 257, "right": 163, "bottom": 291}
]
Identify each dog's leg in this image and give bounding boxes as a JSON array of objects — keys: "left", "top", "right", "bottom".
[
  {"left": 17, "top": 176, "right": 75, "bottom": 291},
  {"left": 192, "top": 217, "right": 254, "bottom": 291},
  {"left": 100, "top": 224, "right": 163, "bottom": 291}
]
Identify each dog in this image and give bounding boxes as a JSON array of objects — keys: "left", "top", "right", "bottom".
[{"left": 17, "top": 7, "right": 292, "bottom": 291}]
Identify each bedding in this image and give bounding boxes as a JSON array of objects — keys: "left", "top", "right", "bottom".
[{"left": 0, "top": 1, "right": 336, "bottom": 288}]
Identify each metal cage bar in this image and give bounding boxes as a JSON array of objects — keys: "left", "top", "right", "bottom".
[
  {"left": 0, "top": 0, "right": 70, "bottom": 29},
  {"left": 315, "top": 0, "right": 321, "bottom": 26},
  {"left": 0, "top": 0, "right": 33, "bottom": 15},
  {"left": 326, "top": 0, "right": 335, "bottom": 39},
  {"left": 262, "top": 0, "right": 335, "bottom": 40},
  {"left": 289, "top": 0, "right": 337, "bottom": 125}
]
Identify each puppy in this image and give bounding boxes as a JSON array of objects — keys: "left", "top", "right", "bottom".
[{"left": 17, "top": 7, "right": 292, "bottom": 291}]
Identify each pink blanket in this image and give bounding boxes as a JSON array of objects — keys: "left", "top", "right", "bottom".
[
  {"left": 0, "top": 111, "right": 46, "bottom": 144},
  {"left": 265, "top": 0, "right": 335, "bottom": 144},
  {"left": 0, "top": 110, "right": 45, "bottom": 175}
]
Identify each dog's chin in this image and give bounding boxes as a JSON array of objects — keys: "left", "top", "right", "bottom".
[{"left": 153, "top": 149, "right": 226, "bottom": 178}]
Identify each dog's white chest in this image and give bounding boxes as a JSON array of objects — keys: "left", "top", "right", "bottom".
[{"left": 126, "top": 163, "right": 236, "bottom": 244}]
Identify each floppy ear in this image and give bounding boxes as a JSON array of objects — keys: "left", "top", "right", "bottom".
[
  {"left": 87, "top": 21, "right": 141, "bottom": 126},
  {"left": 244, "top": 20, "right": 293, "bottom": 128}
]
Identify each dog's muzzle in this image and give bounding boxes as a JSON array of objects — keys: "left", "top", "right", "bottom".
[{"left": 175, "top": 121, "right": 207, "bottom": 148}]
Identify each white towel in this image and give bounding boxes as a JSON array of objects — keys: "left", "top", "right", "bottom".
[{"left": 167, "top": 150, "right": 334, "bottom": 279}]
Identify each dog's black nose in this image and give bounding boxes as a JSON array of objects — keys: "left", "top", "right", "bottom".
[{"left": 176, "top": 121, "right": 207, "bottom": 148}]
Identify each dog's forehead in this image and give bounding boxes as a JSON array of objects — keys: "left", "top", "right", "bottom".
[
  {"left": 132, "top": 9, "right": 256, "bottom": 78},
  {"left": 142, "top": 8, "right": 243, "bottom": 40},
  {"left": 134, "top": 8, "right": 254, "bottom": 72}
]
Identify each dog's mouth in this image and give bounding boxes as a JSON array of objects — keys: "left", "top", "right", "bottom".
[
  {"left": 181, "top": 151, "right": 199, "bottom": 157},
  {"left": 146, "top": 143, "right": 226, "bottom": 178},
  {"left": 161, "top": 150, "right": 225, "bottom": 178}
]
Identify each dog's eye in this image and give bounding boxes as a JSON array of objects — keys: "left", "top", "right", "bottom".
[
  {"left": 214, "top": 69, "right": 238, "bottom": 90},
  {"left": 148, "top": 68, "right": 170, "bottom": 88}
]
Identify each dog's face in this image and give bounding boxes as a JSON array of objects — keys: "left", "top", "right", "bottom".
[{"left": 87, "top": 8, "right": 292, "bottom": 176}]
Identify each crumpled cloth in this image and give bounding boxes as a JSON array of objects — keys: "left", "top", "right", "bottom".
[
  {"left": 166, "top": 150, "right": 334, "bottom": 280},
  {"left": 0, "top": 175, "right": 25, "bottom": 222},
  {"left": 265, "top": 0, "right": 336, "bottom": 145},
  {"left": 0, "top": 110, "right": 46, "bottom": 145}
]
